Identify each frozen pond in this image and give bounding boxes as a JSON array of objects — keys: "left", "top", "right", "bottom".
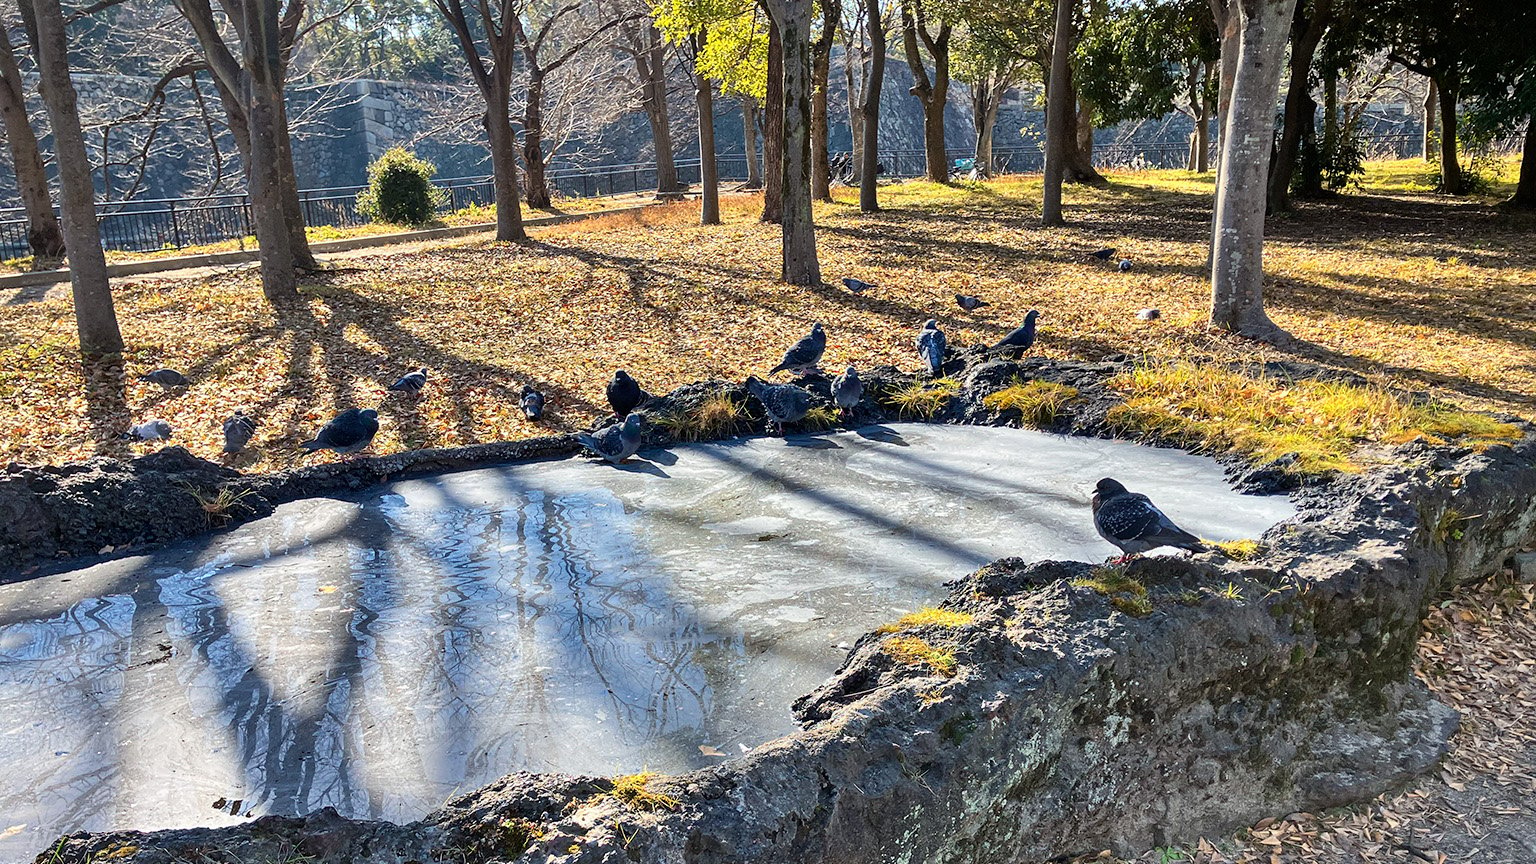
[{"left": 0, "top": 424, "right": 1294, "bottom": 856}]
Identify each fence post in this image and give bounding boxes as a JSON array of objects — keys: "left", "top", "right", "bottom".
[{"left": 168, "top": 201, "right": 183, "bottom": 249}]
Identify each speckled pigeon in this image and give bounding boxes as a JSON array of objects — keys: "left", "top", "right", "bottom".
[
  {"left": 992, "top": 309, "right": 1040, "bottom": 352},
  {"left": 745, "top": 376, "right": 812, "bottom": 435},
  {"left": 577, "top": 412, "right": 643, "bottom": 463},
  {"left": 387, "top": 367, "right": 429, "bottom": 395},
  {"left": 1089, "top": 248, "right": 1116, "bottom": 261},
  {"left": 139, "top": 368, "right": 189, "bottom": 388},
  {"left": 954, "top": 294, "right": 990, "bottom": 311},
  {"left": 915, "top": 319, "right": 947, "bottom": 377},
  {"left": 607, "top": 370, "right": 648, "bottom": 417},
  {"left": 301, "top": 408, "right": 379, "bottom": 458},
  {"left": 768, "top": 322, "right": 827, "bottom": 377},
  {"left": 831, "top": 365, "right": 863, "bottom": 416},
  {"left": 1092, "top": 477, "right": 1207, "bottom": 557},
  {"left": 222, "top": 411, "right": 258, "bottom": 454},
  {"left": 520, "top": 385, "right": 546, "bottom": 421},
  {"left": 842, "top": 277, "right": 877, "bottom": 293},
  {"left": 121, "top": 419, "right": 172, "bottom": 442},
  {"left": 1118, "top": 259, "right": 1133, "bottom": 272},
  {"left": 1137, "top": 308, "right": 1161, "bottom": 321}
]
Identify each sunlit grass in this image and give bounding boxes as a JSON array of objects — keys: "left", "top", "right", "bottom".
[
  {"left": 882, "top": 634, "right": 959, "bottom": 677},
  {"left": 982, "top": 379, "right": 1080, "bottom": 427},
  {"left": 876, "top": 606, "right": 974, "bottom": 634},
  {"left": 604, "top": 772, "right": 680, "bottom": 812},
  {"left": 885, "top": 377, "right": 961, "bottom": 419},
  {"left": 653, "top": 391, "right": 749, "bottom": 441}
]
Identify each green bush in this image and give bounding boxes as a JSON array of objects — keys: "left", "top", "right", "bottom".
[{"left": 357, "top": 147, "right": 447, "bottom": 226}]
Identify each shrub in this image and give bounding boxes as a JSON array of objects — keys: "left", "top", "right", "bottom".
[{"left": 357, "top": 147, "right": 447, "bottom": 226}]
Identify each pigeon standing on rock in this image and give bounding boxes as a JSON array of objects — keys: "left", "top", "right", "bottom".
[
  {"left": 387, "top": 367, "right": 429, "bottom": 396},
  {"left": 993, "top": 309, "right": 1041, "bottom": 352},
  {"left": 301, "top": 408, "right": 379, "bottom": 458},
  {"left": 121, "top": 419, "right": 173, "bottom": 442},
  {"left": 842, "top": 277, "right": 877, "bottom": 293},
  {"left": 520, "top": 385, "right": 546, "bottom": 421},
  {"left": 222, "top": 411, "right": 258, "bottom": 454},
  {"left": 1092, "top": 477, "right": 1207, "bottom": 558},
  {"left": 745, "top": 376, "right": 812, "bottom": 435},
  {"left": 768, "top": 322, "right": 827, "bottom": 377},
  {"left": 954, "top": 294, "right": 990, "bottom": 311},
  {"left": 139, "top": 369, "right": 190, "bottom": 388},
  {"left": 831, "top": 365, "right": 863, "bottom": 417},
  {"left": 916, "top": 319, "right": 947, "bottom": 377},
  {"left": 1089, "top": 248, "right": 1116, "bottom": 261},
  {"left": 577, "top": 412, "right": 643, "bottom": 464},
  {"left": 607, "top": 370, "right": 648, "bottom": 417}
]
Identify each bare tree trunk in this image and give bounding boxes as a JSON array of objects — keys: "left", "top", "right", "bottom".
[
  {"left": 275, "top": 96, "right": 316, "bottom": 269},
  {"left": 971, "top": 76, "right": 1002, "bottom": 178},
  {"left": 1422, "top": 78, "right": 1437, "bottom": 161},
  {"left": 844, "top": 41, "right": 863, "bottom": 171},
  {"left": 1075, "top": 95, "right": 1094, "bottom": 165},
  {"left": 1209, "top": 0, "right": 1297, "bottom": 339},
  {"left": 1266, "top": 0, "right": 1328, "bottom": 212},
  {"left": 241, "top": 0, "right": 299, "bottom": 301},
  {"left": 1436, "top": 78, "right": 1464, "bottom": 194},
  {"left": 810, "top": 0, "right": 836, "bottom": 201},
  {"left": 1195, "top": 62, "right": 1212, "bottom": 173},
  {"left": 1060, "top": 86, "right": 1106, "bottom": 184},
  {"left": 1041, "top": 0, "right": 1073, "bottom": 226},
  {"left": 1511, "top": 118, "right": 1536, "bottom": 208},
  {"left": 1209, "top": 0, "right": 1239, "bottom": 179},
  {"left": 766, "top": 0, "right": 820, "bottom": 285},
  {"left": 898, "top": 1, "right": 950, "bottom": 183},
  {"left": 742, "top": 97, "right": 763, "bottom": 188},
  {"left": 0, "top": 29, "right": 65, "bottom": 259},
  {"left": 694, "top": 34, "right": 720, "bottom": 225},
  {"left": 762, "top": 21, "right": 784, "bottom": 223},
  {"left": 486, "top": 94, "right": 528, "bottom": 242},
  {"left": 25, "top": 0, "right": 123, "bottom": 354},
  {"left": 858, "top": 0, "right": 884, "bottom": 212},
  {"left": 523, "top": 72, "right": 552, "bottom": 208}
]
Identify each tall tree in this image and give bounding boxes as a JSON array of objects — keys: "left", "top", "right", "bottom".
[
  {"left": 0, "top": 25, "right": 65, "bottom": 259},
  {"left": 760, "top": 16, "right": 783, "bottom": 221},
  {"left": 761, "top": 0, "right": 820, "bottom": 284},
  {"left": 898, "top": 0, "right": 950, "bottom": 183},
  {"left": 22, "top": 0, "right": 123, "bottom": 354},
  {"left": 857, "top": 0, "right": 884, "bottom": 211},
  {"left": 1266, "top": 0, "right": 1333, "bottom": 211},
  {"left": 656, "top": 0, "right": 753, "bottom": 222},
  {"left": 428, "top": 0, "right": 528, "bottom": 242},
  {"left": 615, "top": 11, "right": 684, "bottom": 198},
  {"left": 1460, "top": 0, "right": 1536, "bottom": 207},
  {"left": 1041, "top": 0, "right": 1072, "bottom": 225},
  {"left": 953, "top": 29, "right": 1023, "bottom": 178},
  {"left": 1209, "top": 0, "right": 1298, "bottom": 338},
  {"left": 809, "top": 0, "right": 837, "bottom": 201}
]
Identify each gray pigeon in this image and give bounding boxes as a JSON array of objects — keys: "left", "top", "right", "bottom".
[
  {"left": 954, "top": 294, "right": 989, "bottom": 311},
  {"left": 139, "top": 368, "right": 189, "bottom": 388},
  {"left": 1089, "top": 248, "right": 1116, "bottom": 261},
  {"left": 1118, "top": 259, "right": 1133, "bottom": 272},
  {"left": 520, "top": 385, "right": 546, "bottom": 421},
  {"left": 745, "top": 376, "right": 812, "bottom": 435},
  {"left": 577, "top": 412, "right": 643, "bottom": 463},
  {"left": 1136, "top": 308, "right": 1161, "bottom": 321},
  {"left": 222, "top": 411, "right": 258, "bottom": 454},
  {"left": 1092, "top": 478, "right": 1207, "bottom": 558},
  {"left": 915, "top": 319, "right": 947, "bottom": 377},
  {"left": 387, "top": 367, "right": 429, "bottom": 395},
  {"left": 301, "top": 408, "right": 379, "bottom": 458},
  {"left": 768, "top": 322, "right": 827, "bottom": 376},
  {"left": 121, "top": 419, "right": 172, "bottom": 442},
  {"left": 831, "top": 365, "right": 863, "bottom": 416},
  {"left": 842, "top": 277, "right": 877, "bottom": 293},
  {"left": 993, "top": 309, "right": 1040, "bottom": 352}
]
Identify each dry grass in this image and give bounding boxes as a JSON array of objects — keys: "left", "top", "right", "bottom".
[
  {"left": 882, "top": 634, "right": 960, "bottom": 678},
  {"left": 1210, "top": 539, "right": 1263, "bottom": 561},
  {"left": 876, "top": 606, "right": 975, "bottom": 634},
  {"left": 982, "top": 379, "right": 1081, "bottom": 426},
  {"left": 884, "top": 377, "right": 961, "bottom": 419},
  {"left": 653, "top": 391, "right": 750, "bottom": 441},
  {"left": 1, "top": 166, "right": 1532, "bottom": 472},
  {"left": 603, "top": 772, "right": 680, "bottom": 813},
  {"left": 1070, "top": 565, "right": 1154, "bottom": 617}
]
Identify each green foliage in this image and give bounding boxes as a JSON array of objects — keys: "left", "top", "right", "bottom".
[
  {"left": 653, "top": 0, "right": 767, "bottom": 98},
  {"left": 357, "top": 148, "right": 447, "bottom": 227},
  {"left": 1073, "top": 0, "right": 1217, "bottom": 127}
]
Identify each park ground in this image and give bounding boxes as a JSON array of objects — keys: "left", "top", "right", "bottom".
[{"left": 0, "top": 158, "right": 1533, "bottom": 862}]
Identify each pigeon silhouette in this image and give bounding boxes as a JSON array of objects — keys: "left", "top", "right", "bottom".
[
  {"left": 1089, "top": 248, "right": 1116, "bottom": 261},
  {"left": 831, "top": 365, "right": 863, "bottom": 416},
  {"left": 992, "top": 309, "right": 1040, "bottom": 352},
  {"left": 916, "top": 319, "right": 947, "bottom": 377},
  {"left": 520, "top": 385, "right": 546, "bottom": 421},
  {"left": 121, "top": 419, "right": 172, "bottom": 442},
  {"left": 954, "top": 294, "right": 990, "bottom": 311},
  {"left": 1092, "top": 477, "right": 1207, "bottom": 557},
  {"left": 139, "top": 369, "right": 190, "bottom": 388},
  {"left": 222, "top": 411, "right": 258, "bottom": 454},
  {"left": 745, "top": 376, "right": 812, "bottom": 435},
  {"left": 768, "top": 322, "right": 827, "bottom": 376},
  {"left": 387, "top": 367, "right": 429, "bottom": 395},
  {"left": 301, "top": 408, "right": 379, "bottom": 458},
  {"left": 577, "top": 412, "right": 643, "bottom": 463},
  {"left": 842, "top": 277, "right": 877, "bottom": 293},
  {"left": 607, "top": 370, "right": 648, "bottom": 417}
]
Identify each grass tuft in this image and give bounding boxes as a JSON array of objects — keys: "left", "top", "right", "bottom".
[
  {"left": 1211, "top": 538, "right": 1263, "bottom": 561},
  {"left": 885, "top": 377, "right": 961, "bottom": 419},
  {"left": 798, "top": 404, "right": 842, "bottom": 431},
  {"left": 606, "top": 771, "right": 681, "bottom": 812},
  {"left": 1071, "top": 566, "right": 1154, "bottom": 617},
  {"left": 982, "top": 379, "right": 1080, "bottom": 427},
  {"left": 882, "top": 634, "right": 959, "bottom": 677},
  {"left": 654, "top": 392, "right": 749, "bottom": 442},
  {"left": 182, "top": 484, "right": 255, "bottom": 526},
  {"left": 876, "top": 606, "right": 975, "bottom": 634}
]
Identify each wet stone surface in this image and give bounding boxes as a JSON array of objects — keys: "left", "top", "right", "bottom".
[{"left": 0, "top": 424, "right": 1292, "bottom": 858}]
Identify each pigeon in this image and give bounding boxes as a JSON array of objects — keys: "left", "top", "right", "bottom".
[
  {"left": 139, "top": 368, "right": 190, "bottom": 388},
  {"left": 300, "top": 408, "right": 379, "bottom": 458},
  {"left": 915, "top": 319, "right": 947, "bottom": 377},
  {"left": 607, "top": 370, "right": 648, "bottom": 417},
  {"left": 1091, "top": 478, "right": 1208, "bottom": 558},
  {"left": 842, "top": 277, "right": 877, "bottom": 293},
  {"left": 222, "top": 411, "right": 258, "bottom": 454},
  {"left": 1118, "top": 259, "right": 1133, "bottom": 272},
  {"left": 120, "top": 419, "right": 172, "bottom": 442},
  {"left": 520, "top": 385, "right": 546, "bottom": 421},
  {"left": 1089, "top": 248, "right": 1116, "bottom": 261},
  {"left": 577, "top": 412, "right": 643, "bottom": 464},
  {"left": 954, "top": 294, "right": 990, "bottom": 311},
  {"left": 745, "top": 376, "right": 812, "bottom": 435},
  {"left": 992, "top": 309, "right": 1041, "bottom": 352},
  {"left": 1136, "top": 308, "right": 1161, "bottom": 321},
  {"left": 831, "top": 365, "right": 863, "bottom": 416},
  {"left": 767, "top": 322, "right": 826, "bottom": 377},
  {"left": 387, "top": 367, "right": 429, "bottom": 396}
]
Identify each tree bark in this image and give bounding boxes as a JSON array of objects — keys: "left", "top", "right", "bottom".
[
  {"left": 761, "top": 20, "right": 784, "bottom": 223},
  {"left": 844, "top": 37, "right": 863, "bottom": 172},
  {"left": 1422, "top": 78, "right": 1437, "bottom": 161},
  {"left": 25, "top": 0, "right": 124, "bottom": 354},
  {"left": 694, "top": 33, "right": 720, "bottom": 225},
  {"left": 1436, "top": 78, "right": 1464, "bottom": 194},
  {"left": 634, "top": 25, "right": 682, "bottom": 198},
  {"left": 810, "top": 0, "right": 836, "bottom": 201},
  {"left": 971, "top": 74, "right": 1004, "bottom": 178},
  {"left": 0, "top": 29, "right": 65, "bottom": 259},
  {"left": 765, "top": 0, "right": 820, "bottom": 285},
  {"left": 275, "top": 95, "right": 316, "bottom": 269},
  {"left": 742, "top": 97, "right": 763, "bottom": 189},
  {"left": 486, "top": 92, "right": 529, "bottom": 242},
  {"left": 1209, "top": 0, "right": 1239, "bottom": 179},
  {"left": 1266, "top": 0, "right": 1328, "bottom": 213},
  {"left": 1042, "top": 0, "right": 1073, "bottom": 225},
  {"left": 1511, "top": 118, "right": 1536, "bottom": 208},
  {"left": 1060, "top": 84, "right": 1106, "bottom": 184},
  {"left": 239, "top": 0, "right": 299, "bottom": 300},
  {"left": 523, "top": 71, "right": 552, "bottom": 208},
  {"left": 1209, "top": 0, "right": 1297, "bottom": 339},
  {"left": 858, "top": 0, "right": 885, "bottom": 212},
  {"left": 898, "top": 0, "right": 950, "bottom": 183}
]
